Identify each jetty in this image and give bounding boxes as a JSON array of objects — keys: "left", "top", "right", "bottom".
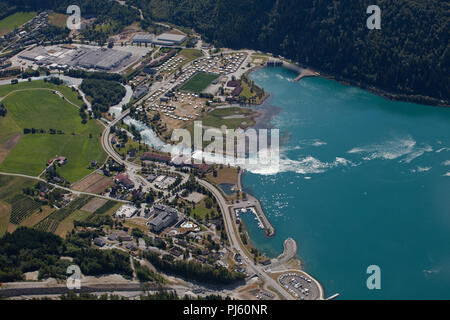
[
  {"left": 235, "top": 170, "right": 275, "bottom": 237},
  {"left": 267, "top": 59, "right": 319, "bottom": 82}
]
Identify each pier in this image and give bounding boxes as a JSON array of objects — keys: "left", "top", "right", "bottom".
[
  {"left": 235, "top": 170, "right": 275, "bottom": 237},
  {"left": 266, "top": 59, "right": 319, "bottom": 82}
]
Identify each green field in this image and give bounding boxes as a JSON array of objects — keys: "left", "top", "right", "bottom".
[
  {"left": 177, "top": 49, "right": 203, "bottom": 69},
  {"left": 202, "top": 107, "right": 255, "bottom": 129},
  {"left": 0, "top": 80, "right": 83, "bottom": 108},
  {"left": 180, "top": 72, "right": 218, "bottom": 93},
  {"left": 0, "top": 85, "right": 106, "bottom": 183},
  {"left": 0, "top": 11, "right": 36, "bottom": 36},
  {"left": 35, "top": 195, "right": 92, "bottom": 234},
  {"left": 0, "top": 175, "right": 44, "bottom": 236}
]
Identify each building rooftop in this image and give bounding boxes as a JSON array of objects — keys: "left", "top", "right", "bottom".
[{"left": 116, "top": 204, "right": 139, "bottom": 218}]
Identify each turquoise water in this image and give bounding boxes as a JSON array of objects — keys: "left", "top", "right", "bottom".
[
  {"left": 242, "top": 67, "right": 450, "bottom": 299},
  {"left": 219, "top": 183, "right": 237, "bottom": 195}
]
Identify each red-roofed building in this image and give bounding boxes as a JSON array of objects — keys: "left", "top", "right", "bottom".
[
  {"left": 232, "top": 86, "right": 243, "bottom": 96},
  {"left": 115, "top": 173, "right": 135, "bottom": 189},
  {"left": 227, "top": 80, "right": 241, "bottom": 87},
  {"left": 47, "top": 156, "right": 67, "bottom": 166},
  {"left": 141, "top": 152, "right": 172, "bottom": 164}
]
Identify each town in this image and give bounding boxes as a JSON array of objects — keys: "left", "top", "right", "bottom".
[{"left": 0, "top": 4, "right": 321, "bottom": 301}]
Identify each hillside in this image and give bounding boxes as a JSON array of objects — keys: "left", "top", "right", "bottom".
[{"left": 132, "top": 0, "right": 449, "bottom": 106}]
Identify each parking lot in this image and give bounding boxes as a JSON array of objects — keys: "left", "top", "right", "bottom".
[{"left": 278, "top": 272, "right": 320, "bottom": 300}]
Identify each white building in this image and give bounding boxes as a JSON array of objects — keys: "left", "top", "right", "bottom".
[{"left": 116, "top": 204, "right": 139, "bottom": 219}]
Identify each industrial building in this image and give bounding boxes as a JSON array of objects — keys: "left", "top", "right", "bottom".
[
  {"left": 131, "top": 32, "right": 186, "bottom": 46},
  {"left": 115, "top": 204, "right": 139, "bottom": 219},
  {"left": 133, "top": 85, "right": 149, "bottom": 99},
  {"left": 132, "top": 33, "right": 155, "bottom": 44},
  {"left": 17, "top": 45, "right": 132, "bottom": 71},
  {"left": 77, "top": 48, "right": 131, "bottom": 70},
  {"left": 148, "top": 204, "right": 180, "bottom": 232},
  {"left": 153, "top": 33, "right": 187, "bottom": 46}
]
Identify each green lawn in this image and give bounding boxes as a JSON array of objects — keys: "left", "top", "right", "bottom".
[
  {"left": 0, "top": 89, "right": 106, "bottom": 183},
  {"left": 178, "top": 49, "right": 203, "bottom": 68},
  {"left": 180, "top": 72, "right": 218, "bottom": 93},
  {"left": 0, "top": 112, "right": 20, "bottom": 145},
  {"left": 0, "top": 80, "right": 83, "bottom": 108},
  {"left": 202, "top": 107, "right": 255, "bottom": 129},
  {"left": 0, "top": 11, "right": 36, "bottom": 36},
  {"left": 55, "top": 209, "right": 92, "bottom": 237}
]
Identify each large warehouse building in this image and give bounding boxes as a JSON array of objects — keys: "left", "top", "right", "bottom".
[
  {"left": 18, "top": 45, "right": 132, "bottom": 71},
  {"left": 153, "top": 33, "right": 186, "bottom": 46},
  {"left": 132, "top": 33, "right": 155, "bottom": 44}
]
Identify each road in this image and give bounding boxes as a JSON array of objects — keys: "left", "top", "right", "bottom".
[
  {"left": 96, "top": 50, "right": 309, "bottom": 300},
  {"left": 0, "top": 172, "right": 128, "bottom": 203},
  {"left": 195, "top": 178, "right": 296, "bottom": 300},
  {"left": 95, "top": 46, "right": 323, "bottom": 300}
]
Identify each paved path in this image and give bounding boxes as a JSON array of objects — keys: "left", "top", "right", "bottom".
[{"left": 0, "top": 172, "right": 129, "bottom": 203}]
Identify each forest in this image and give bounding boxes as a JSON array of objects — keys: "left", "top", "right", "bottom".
[
  {"left": 0, "top": 0, "right": 139, "bottom": 43},
  {"left": 0, "top": 227, "right": 133, "bottom": 282},
  {"left": 3, "top": 0, "right": 447, "bottom": 104},
  {"left": 80, "top": 78, "right": 126, "bottom": 117},
  {"left": 131, "top": 0, "right": 449, "bottom": 105},
  {"left": 144, "top": 250, "right": 246, "bottom": 285}
]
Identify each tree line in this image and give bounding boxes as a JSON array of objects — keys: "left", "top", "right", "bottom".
[
  {"left": 80, "top": 79, "right": 126, "bottom": 118},
  {"left": 144, "top": 250, "right": 246, "bottom": 285},
  {"left": 0, "top": 227, "right": 133, "bottom": 282}
]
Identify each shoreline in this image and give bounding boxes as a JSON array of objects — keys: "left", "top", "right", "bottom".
[
  {"left": 251, "top": 56, "right": 449, "bottom": 108},
  {"left": 287, "top": 62, "right": 449, "bottom": 108}
]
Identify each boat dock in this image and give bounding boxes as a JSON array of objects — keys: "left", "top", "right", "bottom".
[
  {"left": 232, "top": 194, "right": 275, "bottom": 237},
  {"left": 235, "top": 170, "right": 275, "bottom": 237}
]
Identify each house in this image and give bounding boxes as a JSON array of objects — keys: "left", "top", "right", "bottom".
[
  {"left": 48, "top": 156, "right": 67, "bottom": 166},
  {"left": 93, "top": 238, "right": 106, "bottom": 247},
  {"left": 146, "top": 174, "right": 157, "bottom": 182},
  {"left": 109, "top": 231, "right": 132, "bottom": 242},
  {"left": 169, "top": 246, "right": 183, "bottom": 257},
  {"left": 232, "top": 86, "right": 243, "bottom": 96},
  {"left": 114, "top": 173, "right": 135, "bottom": 189},
  {"left": 125, "top": 242, "right": 138, "bottom": 251},
  {"left": 227, "top": 80, "right": 241, "bottom": 87}
]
